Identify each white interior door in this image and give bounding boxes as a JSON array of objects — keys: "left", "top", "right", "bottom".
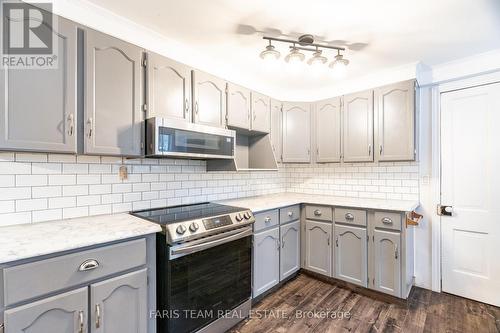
[{"left": 441, "top": 82, "right": 500, "bottom": 306}]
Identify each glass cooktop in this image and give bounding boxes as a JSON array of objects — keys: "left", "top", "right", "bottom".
[{"left": 131, "top": 202, "right": 246, "bottom": 225}]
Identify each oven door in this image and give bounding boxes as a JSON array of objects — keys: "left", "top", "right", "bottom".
[{"left": 164, "top": 227, "right": 252, "bottom": 333}]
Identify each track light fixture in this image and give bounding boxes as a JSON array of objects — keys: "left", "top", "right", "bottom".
[{"left": 259, "top": 34, "right": 349, "bottom": 74}]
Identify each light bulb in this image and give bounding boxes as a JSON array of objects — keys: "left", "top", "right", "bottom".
[
  {"left": 284, "top": 47, "right": 305, "bottom": 64},
  {"left": 329, "top": 54, "right": 349, "bottom": 77},
  {"left": 259, "top": 44, "right": 280, "bottom": 61}
]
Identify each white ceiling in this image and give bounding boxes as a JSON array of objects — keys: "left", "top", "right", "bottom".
[{"left": 86, "top": 0, "right": 500, "bottom": 100}]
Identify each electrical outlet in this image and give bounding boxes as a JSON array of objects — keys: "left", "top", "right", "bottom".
[{"left": 119, "top": 165, "right": 128, "bottom": 181}]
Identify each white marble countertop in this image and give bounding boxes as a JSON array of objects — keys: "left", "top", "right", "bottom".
[
  {"left": 0, "top": 214, "right": 161, "bottom": 265},
  {"left": 220, "top": 193, "right": 419, "bottom": 213}
]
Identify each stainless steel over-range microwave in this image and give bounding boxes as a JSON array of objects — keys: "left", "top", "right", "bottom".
[{"left": 145, "top": 117, "right": 236, "bottom": 159}]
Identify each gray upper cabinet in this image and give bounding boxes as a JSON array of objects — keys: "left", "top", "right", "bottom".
[
  {"left": 251, "top": 92, "right": 271, "bottom": 133},
  {"left": 90, "top": 269, "right": 147, "bottom": 333},
  {"left": 334, "top": 224, "right": 367, "bottom": 287},
  {"left": 282, "top": 102, "right": 311, "bottom": 163},
  {"left": 253, "top": 227, "right": 280, "bottom": 298},
  {"left": 226, "top": 83, "right": 251, "bottom": 130},
  {"left": 192, "top": 70, "right": 226, "bottom": 127},
  {"left": 373, "top": 229, "right": 401, "bottom": 297},
  {"left": 146, "top": 53, "right": 191, "bottom": 122},
  {"left": 315, "top": 97, "right": 342, "bottom": 163},
  {"left": 83, "top": 28, "right": 143, "bottom": 157},
  {"left": 375, "top": 80, "right": 416, "bottom": 161},
  {"left": 342, "top": 90, "right": 374, "bottom": 162},
  {"left": 4, "top": 287, "right": 88, "bottom": 333},
  {"left": 304, "top": 220, "right": 332, "bottom": 276},
  {"left": 0, "top": 16, "right": 77, "bottom": 153},
  {"left": 280, "top": 221, "right": 300, "bottom": 281},
  {"left": 270, "top": 99, "right": 282, "bottom": 162}
]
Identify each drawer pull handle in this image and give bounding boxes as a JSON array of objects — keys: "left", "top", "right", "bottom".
[
  {"left": 264, "top": 216, "right": 271, "bottom": 223},
  {"left": 345, "top": 213, "right": 354, "bottom": 220},
  {"left": 395, "top": 244, "right": 399, "bottom": 259},
  {"left": 95, "top": 304, "right": 101, "bottom": 328},
  {"left": 314, "top": 209, "right": 322, "bottom": 216},
  {"left": 79, "top": 259, "right": 100, "bottom": 272},
  {"left": 382, "top": 217, "right": 393, "bottom": 224},
  {"left": 287, "top": 211, "right": 294, "bottom": 217},
  {"left": 78, "top": 311, "right": 84, "bottom": 333}
]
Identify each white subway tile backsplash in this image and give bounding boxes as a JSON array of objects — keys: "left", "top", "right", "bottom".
[
  {"left": 63, "top": 206, "right": 89, "bottom": 219},
  {"left": 63, "top": 185, "right": 89, "bottom": 196},
  {"left": 33, "top": 186, "right": 62, "bottom": 198},
  {"left": 0, "top": 200, "right": 15, "bottom": 213},
  {"left": 49, "top": 175, "right": 76, "bottom": 185},
  {"left": 32, "top": 163, "right": 61, "bottom": 174},
  {"left": 0, "top": 187, "right": 31, "bottom": 200},
  {"left": 63, "top": 163, "right": 89, "bottom": 174},
  {"left": 16, "top": 198, "right": 47, "bottom": 212},
  {"left": 0, "top": 162, "right": 31, "bottom": 174},
  {"left": 49, "top": 196, "right": 76, "bottom": 209},
  {"left": 16, "top": 175, "right": 47, "bottom": 187},
  {"left": 77, "top": 175, "right": 101, "bottom": 185},
  {"left": 0, "top": 212, "right": 31, "bottom": 225},
  {"left": 15, "top": 153, "right": 47, "bottom": 163},
  {"left": 0, "top": 175, "right": 15, "bottom": 187},
  {"left": 32, "top": 209, "right": 62, "bottom": 223},
  {"left": 48, "top": 154, "right": 76, "bottom": 163}
]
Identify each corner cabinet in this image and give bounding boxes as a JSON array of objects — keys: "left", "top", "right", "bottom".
[
  {"left": 342, "top": 90, "right": 374, "bottom": 162},
  {"left": 282, "top": 102, "right": 311, "bottom": 163},
  {"left": 191, "top": 70, "right": 226, "bottom": 127},
  {"left": 270, "top": 99, "right": 282, "bottom": 162},
  {"left": 226, "top": 83, "right": 251, "bottom": 130},
  {"left": 83, "top": 28, "right": 143, "bottom": 157},
  {"left": 375, "top": 80, "right": 416, "bottom": 161},
  {"left": 146, "top": 52, "right": 191, "bottom": 122},
  {"left": 251, "top": 92, "right": 271, "bottom": 133},
  {"left": 315, "top": 97, "right": 342, "bottom": 163},
  {"left": 304, "top": 220, "right": 332, "bottom": 276},
  {"left": 0, "top": 16, "right": 77, "bottom": 153}
]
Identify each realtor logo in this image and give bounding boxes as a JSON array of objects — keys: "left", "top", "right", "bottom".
[{"left": 1, "top": 1, "right": 57, "bottom": 69}]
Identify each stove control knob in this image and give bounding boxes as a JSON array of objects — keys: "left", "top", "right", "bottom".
[
  {"left": 243, "top": 212, "right": 252, "bottom": 220},
  {"left": 176, "top": 225, "right": 187, "bottom": 235},
  {"left": 189, "top": 222, "right": 199, "bottom": 232},
  {"left": 235, "top": 213, "right": 243, "bottom": 222}
]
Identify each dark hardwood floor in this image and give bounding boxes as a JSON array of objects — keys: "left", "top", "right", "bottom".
[{"left": 230, "top": 273, "right": 500, "bottom": 333}]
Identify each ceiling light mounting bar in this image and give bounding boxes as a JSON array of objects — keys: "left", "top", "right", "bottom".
[{"left": 262, "top": 36, "right": 345, "bottom": 51}]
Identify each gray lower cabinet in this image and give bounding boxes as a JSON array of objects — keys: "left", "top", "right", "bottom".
[
  {"left": 83, "top": 28, "right": 143, "bottom": 156},
  {"left": 146, "top": 52, "right": 192, "bottom": 121},
  {"left": 373, "top": 229, "right": 401, "bottom": 297},
  {"left": 253, "top": 227, "right": 280, "bottom": 298},
  {"left": 0, "top": 15, "right": 77, "bottom": 153},
  {"left": 4, "top": 287, "right": 88, "bottom": 333},
  {"left": 304, "top": 221, "right": 332, "bottom": 276},
  {"left": 334, "top": 224, "right": 368, "bottom": 287},
  {"left": 279, "top": 221, "right": 300, "bottom": 280},
  {"left": 90, "top": 269, "right": 147, "bottom": 333},
  {"left": 192, "top": 70, "right": 226, "bottom": 127}
]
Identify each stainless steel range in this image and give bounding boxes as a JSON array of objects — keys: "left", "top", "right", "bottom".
[{"left": 131, "top": 202, "right": 255, "bottom": 333}]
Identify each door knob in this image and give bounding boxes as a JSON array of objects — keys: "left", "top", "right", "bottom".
[{"left": 437, "top": 205, "right": 453, "bottom": 216}]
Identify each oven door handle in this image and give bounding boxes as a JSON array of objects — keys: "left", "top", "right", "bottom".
[{"left": 170, "top": 227, "right": 253, "bottom": 258}]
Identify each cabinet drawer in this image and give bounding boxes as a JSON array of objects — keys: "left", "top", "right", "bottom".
[
  {"left": 305, "top": 205, "right": 332, "bottom": 222},
  {"left": 374, "top": 211, "right": 402, "bottom": 231},
  {"left": 335, "top": 208, "right": 367, "bottom": 226},
  {"left": 279, "top": 205, "right": 300, "bottom": 224},
  {"left": 253, "top": 209, "right": 279, "bottom": 232},
  {"left": 3, "top": 238, "right": 146, "bottom": 307}
]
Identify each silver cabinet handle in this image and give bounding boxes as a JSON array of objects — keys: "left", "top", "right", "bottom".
[
  {"left": 0, "top": 323, "right": 4, "bottom": 333},
  {"left": 395, "top": 244, "right": 399, "bottom": 259},
  {"left": 281, "top": 237, "right": 285, "bottom": 248},
  {"left": 335, "top": 236, "right": 339, "bottom": 247},
  {"left": 287, "top": 211, "right": 293, "bottom": 217},
  {"left": 382, "top": 217, "right": 393, "bottom": 224},
  {"left": 195, "top": 101, "right": 199, "bottom": 116},
  {"left": 314, "top": 209, "right": 322, "bottom": 216},
  {"left": 86, "top": 118, "right": 93, "bottom": 138},
  {"left": 78, "top": 259, "right": 100, "bottom": 271},
  {"left": 184, "top": 98, "right": 189, "bottom": 117},
  {"left": 345, "top": 213, "right": 354, "bottom": 220},
  {"left": 368, "top": 144, "right": 372, "bottom": 156},
  {"left": 95, "top": 304, "right": 101, "bottom": 328},
  {"left": 276, "top": 239, "right": 280, "bottom": 250},
  {"left": 67, "top": 114, "right": 74, "bottom": 137},
  {"left": 264, "top": 216, "right": 271, "bottom": 223},
  {"left": 379, "top": 145, "right": 383, "bottom": 155},
  {"left": 78, "top": 311, "right": 84, "bottom": 333},
  {"left": 327, "top": 235, "right": 330, "bottom": 246}
]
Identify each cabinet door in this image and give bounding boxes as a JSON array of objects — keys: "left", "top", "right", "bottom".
[
  {"left": 90, "top": 269, "right": 147, "bottom": 333},
  {"left": 253, "top": 228, "right": 280, "bottom": 297},
  {"left": 0, "top": 16, "right": 77, "bottom": 153},
  {"left": 373, "top": 229, "right": 401, "bottom": 297},
  {"left": 226, "top": 83, "right": 250, "bottom": 129},
  {"left": 305, "top": 221, "right": 332, "bottom": 276},
  {"left": 270, "top": 99, "right": 282, "bottom": 162},
  {"left": 251, "top": 92, "right": 271, "bottom": 133},
  {"left": 343, "top": 90, "right": 374, "bottom": 162},
  {"left": 282, "top": 102, "right": 311, "bottom": 163},
  {"left": 192, "top": 70, "right": 226, "bottom": 127},
  {"left": 4, "top": 288, "right": 87, "bottom": 333},
  {"left": 335, "top": 224, "right": 367, "bottom": 287},
  {"left": 146, "top": 53, "right": 191, "bottom": 121},
  {"left": 315, "top": 97, "right": 342, "bottom": 163},
  {"left": 84, "top": 28, "right": 143, "bottom": 156},
  {"left": 375, "top": 80, "right": 415, "bottom": 161},
  {"left": 280, "top": 221, "right": 300, "bottom": 280}
]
